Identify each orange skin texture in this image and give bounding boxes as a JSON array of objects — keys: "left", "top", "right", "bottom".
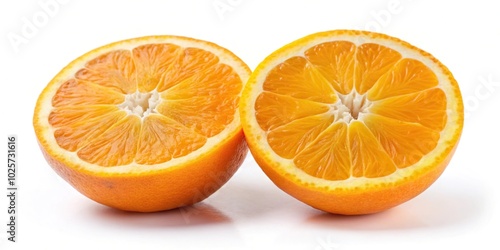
[
  {"left": 38, "top": 130, "right": 247, "bottom": 212},
  {"left": 251, "top": 142, "right": 458, "bottom": 215}
]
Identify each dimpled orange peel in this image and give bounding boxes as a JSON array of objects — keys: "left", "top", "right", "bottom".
[{"left": 239, "top": 30, "right": 463, "bottom": 215}]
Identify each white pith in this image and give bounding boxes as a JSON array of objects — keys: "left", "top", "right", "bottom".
[
  {"left": 331, "top": 91, "right": 372, "bottom": 123},
  {"left": 118, "top": 90, "right": 161, "bottom": 118}
]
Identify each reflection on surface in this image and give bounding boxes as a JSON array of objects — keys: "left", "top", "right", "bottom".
[
  {"left": 206, "top": 180, "right": 305, "bottom": 218},
  {"left": 90, "top": 202, "right": 231, "bottom": 228},
  {"left": 305, "top": 179, "right": 486, "bottom": 230}
]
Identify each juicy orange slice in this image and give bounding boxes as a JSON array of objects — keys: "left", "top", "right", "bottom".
[
  {"left": 240, "top": 30, "right": 464, "bottom": 215},
  {"left": 33, "top": 36, "right": 250, "bottom": 212}
]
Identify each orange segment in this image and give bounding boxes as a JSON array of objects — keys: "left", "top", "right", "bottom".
[
  {"left": 255, "top": 92, "right": 330, "bottom": 131},
  {"left": 367, "top": 58, "right": 439, "bottom": 100},
  {"left": 34, "top": 36, "right": 251, "bottom": 212},
  {"left": 156, "top": 47, "right": 219, "bottom": 92},
  {"left": 135, "top": 115, "right": 206, "bottom": 165},
  {"left": 294, "top": 122, "right": 351, "bottom": 181},
  {"left": 363, "top": 114, "right": 440, "bottom": 168},
  {"left": 304, "top": 41, "right": 356, "bottom": 95},
  {"left": 49, "top": 105, "right": 121, "bottom": 128},
  {"left": 267, "top": 114, "right": 334, "bottom": 159},
  {"left": 52, "top": 79, "right": 124, "bottom": 107},
  {"left": 132, "top": 43, "right": 181, "bottom": 92},
  {"left": 158, "top": 63, "right": 242, "bottom": 137},
  {"left": 161, "top": 63, "right": 240, "bottom": 100},
  {"left": 240, "top": 30, "right": 463, "bottom": 215},
  {"left": 53, "top": 110, "right": 126, "bottom": 152},
  {"left": 77, "top": 115, "right": 141, "bottom": 166},
  {"left": 349, "top": 121, "right": 397, "bottom": 178},
  {"left": 262, "top": 56, "right": 337, "bottom": 103},
  {"left": 75, "top": 50, "right": 137, "bottom": 94},
  {"left": 370, "top": 88, "right": 447, "bottom": 130},
  {"left": 354, "top": 43, "right": 402, "bottom": 94}
]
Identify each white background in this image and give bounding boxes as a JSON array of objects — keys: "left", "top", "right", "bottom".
[{"left": 1, "top": 0, "right": 499, "bottom": 249}]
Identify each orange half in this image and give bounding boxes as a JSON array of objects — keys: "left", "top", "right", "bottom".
[
  {"left": 34, "top": 36, "right": 250, "bottom": 212},
  {"left": 240, "top": 30, "right": 463, "bottom": 215}
]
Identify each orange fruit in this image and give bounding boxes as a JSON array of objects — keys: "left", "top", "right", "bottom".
[
  {"left": 33, "top": 36, "right": 250, "bottom": 212},
  {"left": 240, "top": 30, "right": 464, "bottom": 215}
]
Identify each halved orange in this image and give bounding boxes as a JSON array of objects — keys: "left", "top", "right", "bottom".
[
  {"left": 240, "top": 30, "right": 464, "bottom": 215},
  {"left": 33, "top": 36, "right": 250, "bottom": 212}
]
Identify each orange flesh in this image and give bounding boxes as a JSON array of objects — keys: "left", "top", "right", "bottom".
[
  {"left": 49, "top": 44, "right": 242, "bottom": 167},
  {"left": 255, "top": 41, "right": 447, "bottom": 180}
]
